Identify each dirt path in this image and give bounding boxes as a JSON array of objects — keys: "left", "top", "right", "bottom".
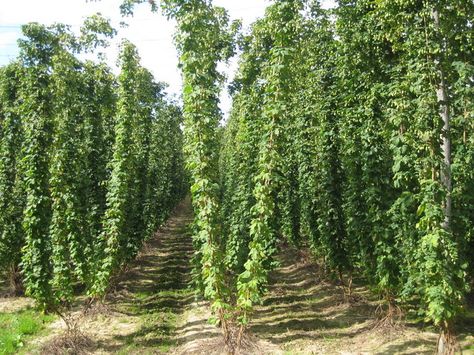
[{"left": 85, "top": 196, "right": 203, "bottom": 354}]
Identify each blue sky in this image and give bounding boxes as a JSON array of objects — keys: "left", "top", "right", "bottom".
[{"left": 0, "top": 27, "right": 22, "bottom": 65}]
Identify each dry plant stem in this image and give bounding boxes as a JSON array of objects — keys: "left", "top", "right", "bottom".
[
  {"left": 221, "top": 313, "right": 230, "bottom": 350},
  {"left": 236, "top": 323, "right": 245, "bottom": 351},
  {"left": 219, "top": 309, "right": 233, "bottom": 354},
  {"left": 373, "top": 296, "right": 403, "bottom": 330},
  {"left": 437, "top": 321, "right": 459, "bottom": 355},
  {"left": 8, "top": 264, "right": 23, "bottom": 296},
  {"left": 82, "top": 296, "right": 111, "bottom": 316},
  {"left": 218, "top": 309, "right": 247, "bottom": 355},
  {"left": 227, "top": 322, "right": 256, "bottom": 355},
  {"left": 44, "top": 307, "right": 91, "bottom": 353},
  {"left": 347, "top": 272, "right": 353, "bottom": 298},
  {"left": 338, "top": 270, "right": 353, "bottom": 302},
  {"left": 56, "top": 307, "right": 76, "bottom": 332},
  {"left": 224, "top": 320, "right": 239, "bottom": 354}
]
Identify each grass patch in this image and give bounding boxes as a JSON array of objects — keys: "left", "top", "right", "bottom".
[
  {"left": 0, "top": 308, "right": 54, "bottom": 355},
  {"left": 115, "top": 311, "right": 178, "bottom": 353}
]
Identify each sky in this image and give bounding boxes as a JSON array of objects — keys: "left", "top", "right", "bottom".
[{"left": 0, "top": 0, "right": 336, "bottom": 114}]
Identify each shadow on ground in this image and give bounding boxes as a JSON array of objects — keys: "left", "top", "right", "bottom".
[
  {"left": 90, "top": 198, "right": 196, "bottom": 354},
  {"left": 249, "top": 246, "right": 440, "bottom": 354}
]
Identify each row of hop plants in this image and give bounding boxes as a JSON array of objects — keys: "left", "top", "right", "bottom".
[
  {"left": 75, "top": 0, "right": 473, "bottom": 354},
  {"left": 219, "top": 0, "right": 474, "bottom": 353},
  {"left": 0, "top": 17, "right": 187, "bottom": 321}
]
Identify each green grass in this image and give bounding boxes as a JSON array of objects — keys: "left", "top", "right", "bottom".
[
  {"left": 114, "top": 311, "right": 178, "bottom": 353},
  {"left": 0, "top": 308, "right": 54, "bottom": 355}
]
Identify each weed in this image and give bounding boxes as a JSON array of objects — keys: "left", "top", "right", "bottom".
[{"left": 0, "top": 308, "right": 54, "bottom": 355}]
